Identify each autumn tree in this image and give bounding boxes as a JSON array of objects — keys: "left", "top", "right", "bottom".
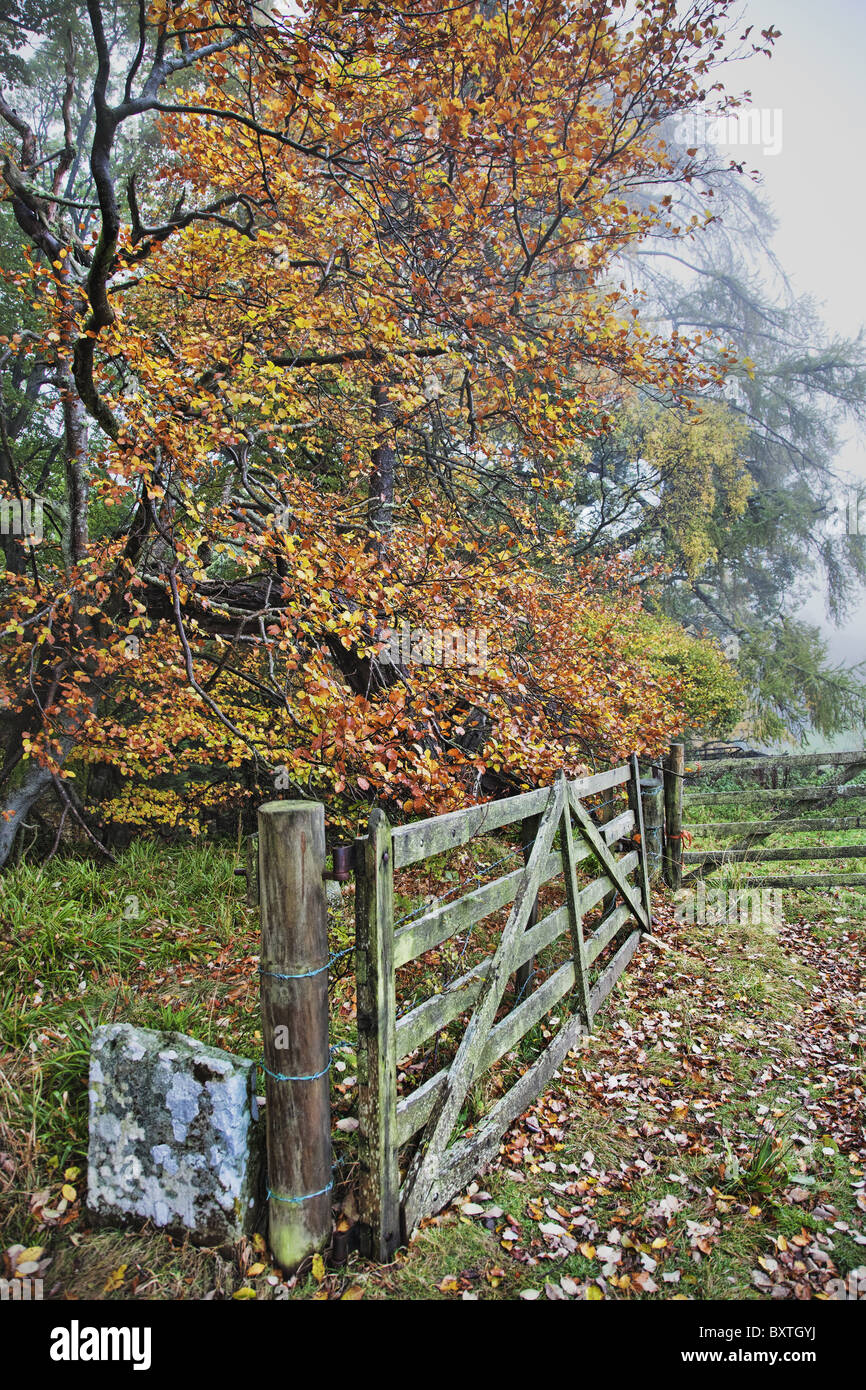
[{"left": 0, "top": 1, "right": 766, "bottom": 861}]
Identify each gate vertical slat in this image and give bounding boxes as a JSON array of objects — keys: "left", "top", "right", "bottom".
[
  {"left": 628, "top": 753, "right": 653, "bottom": 929},
  {"left": 559, "top": 776, "right": 592, "bottom": 1027},
  {"left": 514, "top": 810, "right": 541, "bottom": 1000},
  {"left": 663, "top": 741, "right": 685, "bottom": 890},
  {"left": 355, "top": 809, "right": 401, "bottom": 1261}
]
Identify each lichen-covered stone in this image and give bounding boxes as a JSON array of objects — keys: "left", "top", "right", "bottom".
[{"left": 87, "top": 1023, "right": 265, "bottom": 1247}]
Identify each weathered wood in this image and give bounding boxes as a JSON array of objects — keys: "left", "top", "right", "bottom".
[
  {"left": 686, "top": 750, "right": 866, "bottom": 776},
  {"left": 514, "top": 811, "right": 541, "bottom": 1000},
  {"left": 391, "top": 766, "right": 630, "bottom": 868},
  {"left": 394, "top": 918, "right": 637, "bottom": 1147},
  {"left": 572, "top": 773, "right": 649, "bottom": 930},
  {"left": 357, "top": 761, "right": 648, "bottom": 1250},
  {"left": 393, "top": 848, "right": 559, "bottom": 970},
  {"left": 560, "top": 778, "right": 592, "bottom": 1025},
  {"left": 401, "top": 780, "right": 564, "bottom": 1230},
  {"left": 684, "top": 843, "right": 866, "bottom": 866},
  {"left": 570, "top": 764, "right": 631, "bottom": 799},
  {"left": 683, "top": 758, "right": 866, "bottom": 880},
  {"left": 245, "top": 833, "right": 260, "bottom": 906},
  {"left": 416, "top": 930, "right": 641, "bottom": 1214},
  {"left": 684, "top": 783, "right": 866, "bottom": 805},
  {"left": 394, "top": 849, "right": 641, "bottom": 1059},
  {"left": 397, "top": 958, "right": 579, "bottom": 1145},
  {"left": 393, "top": 811, "right": 634, "bottom": 970},
  {"left": 355, "top": 812, "right": 401, "bottom": 1261},
  {"left": 258, "top": 801, "right": 331, "bottom": 1274},
  {"left": 663, "top": 742, "right": 685, "bottom": 890},
  {"left": 395, "top": 862, "right": 568, "bottom": 1061},
  {"left": 585, "top": 902, "right": 632, "bottom": 965},
  {"left": 396, "top": 905, "right": 568, "bottom": 1081},
  {"left": 577, "top": 850, "right": 639, "bottom": 917},
  {"left": 687, "top": 814, "right": 866, "bottom": 836},
  {"left": 736, "top": 872, "right": 866, "bottom": 889},
  {"left": 628, "top": 754, "right": 653, "bottom": 928},
  {"left": 391, "top": 786, "right": 552, "bottom": 869},
  {"left": 640, "top": 775, "right": 664, "bottom": 882},
  {"left": 590, "top": 927, "right": 641, "bottom": 1014}
]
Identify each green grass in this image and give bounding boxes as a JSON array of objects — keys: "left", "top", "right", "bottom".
[{"left": 0, "top": 786, "right": 863, "bottom": 1301}]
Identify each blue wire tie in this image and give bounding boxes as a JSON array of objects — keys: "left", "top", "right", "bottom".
[
  {"left": 260, "top": 1059, "right": 331, "bottom": 1082},
  {"left": 267, "top": 1179, "right": 334, "bottom": 1205},
  {"left": 258, "top": 947, "right": 353, "bottom": 982},
  {"left": 259, "top": 961, "right": 329, "bottom": 980}
]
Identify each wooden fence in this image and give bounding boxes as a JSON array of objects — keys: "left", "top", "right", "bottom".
[
  {"left": 662, "top": 746, "right": 866, "bottom": 891},
  {"left": 352, "top": 756, "right": 654, "bottom": 1260},
  {"left": 252, "top": 744, "right": 866, "bottom": 1272}
]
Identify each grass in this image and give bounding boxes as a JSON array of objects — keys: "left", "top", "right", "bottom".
[{"left": 0, "top": 772, "right": 863, "bottom": 1301}]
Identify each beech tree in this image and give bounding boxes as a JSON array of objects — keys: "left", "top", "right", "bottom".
[{"left": 0, "top": 1, "right": 763, "bottom": 860}]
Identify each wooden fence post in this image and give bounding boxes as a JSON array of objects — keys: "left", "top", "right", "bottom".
[
  {"left": 258, "top": 801, "right": 332, "bottom": 1273},
  {"left": 640, "top": 775, "right": 664, "bottom": 882},
  {"left": 663, "top": 742, "right": 685, "bottom": 890},
  {"left": 355, "top": 809, "right": 401, "bottom": 1261}
]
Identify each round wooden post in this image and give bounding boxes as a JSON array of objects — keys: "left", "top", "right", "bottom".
[
  {"left": 664, "top": 742, "right": 685, "bottom": 890},
  {"left": 640, "top": 776, "right": 664, "bottom": 882},
  {"left": 258, "top": 801, "right": 331, "bottom": 1273}
]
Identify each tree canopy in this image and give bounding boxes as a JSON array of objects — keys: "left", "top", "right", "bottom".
[{"left": 0, "top": 2, "right": 783, "bottom": 858}]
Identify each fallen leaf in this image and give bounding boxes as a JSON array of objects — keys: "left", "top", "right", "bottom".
[{"left": 103, "top": 1265, "right": 127, "bottom": 1293}]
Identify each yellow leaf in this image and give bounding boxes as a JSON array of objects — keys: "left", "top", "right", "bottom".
[
  {"left": 341, "top": 1285, "right": 364, "bottom": 1300},
  {"left": 311, "top": 1252, "right": 325, "bottom": 1282},
  {"left": 61, "top": 1184, "right": 77, "bottom": 1201},
  {"left": 103, "top": 1265, "right": 127, "bottom": 1293},
  {"left": 232, "top": 1287, "right": 257, "bottom": 1300},
  {"left": 586, "top": 1283, "right": 604, "bottom": 1300},
  {"left": 247, "top": 1262, "right": 265, "bottom": 1276}
]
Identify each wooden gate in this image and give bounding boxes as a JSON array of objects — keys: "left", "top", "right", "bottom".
[
  {"left": 353, "top": 757, "right": 653, "bottom": 1259},
  {"left": 671, "top": 749, "right": 866, "bottom": 890}
]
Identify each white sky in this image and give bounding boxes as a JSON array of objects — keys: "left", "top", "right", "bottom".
[{"left": 720, "top": 0, "right": 866, "bottom": 665}]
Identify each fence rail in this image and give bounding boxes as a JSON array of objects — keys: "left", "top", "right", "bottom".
[{"left": 664, "top": 745, "right": 866, "bottom": 890}]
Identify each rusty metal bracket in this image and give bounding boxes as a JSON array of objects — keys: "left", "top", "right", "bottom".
[{"left": 322, "top": 843, "right": 357, "bottom": 882}]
